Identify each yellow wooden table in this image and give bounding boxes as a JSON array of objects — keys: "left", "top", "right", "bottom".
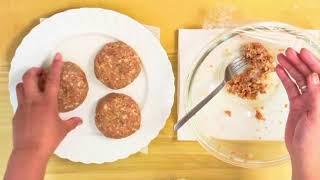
[{"left": 1, "top": 0, "right": 320, "bottom": 179}]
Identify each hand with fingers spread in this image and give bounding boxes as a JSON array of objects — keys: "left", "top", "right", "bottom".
[
  {"left": 4, "top": 53, "right": 82, "bottom": 180},
  {"left": 276, "top": 48, "right": 320, "bottom": 180}
]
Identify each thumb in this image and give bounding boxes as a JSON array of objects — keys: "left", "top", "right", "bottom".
[
  {"left": 63, "top": 117, "right": 83, "bottom": 133},
  {"left": 307, "top": 73, "right": 320, "bottom": 117},
  {"left": 307, "top": 73, "right": 320, "bottom": 93}
]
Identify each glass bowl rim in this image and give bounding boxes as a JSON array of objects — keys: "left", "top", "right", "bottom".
[{"left": 184, "top": 21, "right": 320, "bottom": 168}]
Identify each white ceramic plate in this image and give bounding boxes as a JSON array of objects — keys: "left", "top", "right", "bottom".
[{"left": 8, "top": 8, "right": 174, "bottom": 163}]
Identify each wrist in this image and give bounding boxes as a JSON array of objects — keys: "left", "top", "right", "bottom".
[
  {"left": 5, "top": 147, "right": 50, "bottom": 180},
  {"left": 291, "top": 159, "right": 320, "bottom": 180},
  {"left": 11, "top": 147, "right": 50, "bottom": 162}
]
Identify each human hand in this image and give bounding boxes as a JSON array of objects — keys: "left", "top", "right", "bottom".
[
  {"left": 276, "top": 48, "right": 320, "bottom": 180},
  {"left": 5, "top": 53, "right": 83, "bottom": 180},
  {"left": 12, "top": 53, "right": 82, "bottom": 157}
]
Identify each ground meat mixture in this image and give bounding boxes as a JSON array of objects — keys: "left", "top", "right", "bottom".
[
  {"left": 95, "top": 93, "right": 141, "bottom": 139},
  {"left": 94, "top": 41, "right": 141, "bottom": 89},
  {"left": 226, "top": 42, "right": 274, "bottom": 99},
  {"left": 255, "top": 109, "right": 265, "bottom": 121},
  {"left": 224, "top": 110, "right": 232, "bottom": 117},
  {"left": 39, "top": 61, "right": 89, "bottom": 112}
]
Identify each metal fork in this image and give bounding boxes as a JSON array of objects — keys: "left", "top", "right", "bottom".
[{"left": 174, "top": 57, "right": 249, "bottom": 131}]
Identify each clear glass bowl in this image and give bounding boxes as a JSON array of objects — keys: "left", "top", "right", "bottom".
[{"left": 185, "top": 22, "right": 320, "bottom": 168}]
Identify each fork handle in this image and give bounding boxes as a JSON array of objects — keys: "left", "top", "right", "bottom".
[{"left": 174, "top": 81, "right": 226, "bottom": 131}]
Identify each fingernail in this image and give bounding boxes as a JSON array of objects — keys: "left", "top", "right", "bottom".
[
  {"left": 312, "top": 73, "right": 319, "bottom": 84},
  {"left": 77, "top": 119, "right": 83, "bottom": 125},
  {"left": 285, "top": 48, "right": 290, "bottom": 54},
  {"left": 277, "top": 53, "right": 282, "bottom": 58},
  {"left": 277, "top": 53, "right": 286, "bottom": 60},
  {"left": 54, "top": 53, "right": 62, "bottom": 61}
]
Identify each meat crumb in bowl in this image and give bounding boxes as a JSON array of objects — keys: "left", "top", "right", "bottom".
[
  {"left": 255, "top": 109, "right": 265, "bottom": 121},
  {"left": 224, "top": 110, "right": 232, "bottom": 117}
]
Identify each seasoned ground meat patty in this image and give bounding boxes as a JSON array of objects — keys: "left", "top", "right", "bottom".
[
  {"left": 94, "top": 41, "right": 141, "bottom": 89},
  {"left": 95, "top": 93, "right": 141, "bottom": 139},
  {"left": 40, "top": 61, "right": 89, "bottom": 112}
]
